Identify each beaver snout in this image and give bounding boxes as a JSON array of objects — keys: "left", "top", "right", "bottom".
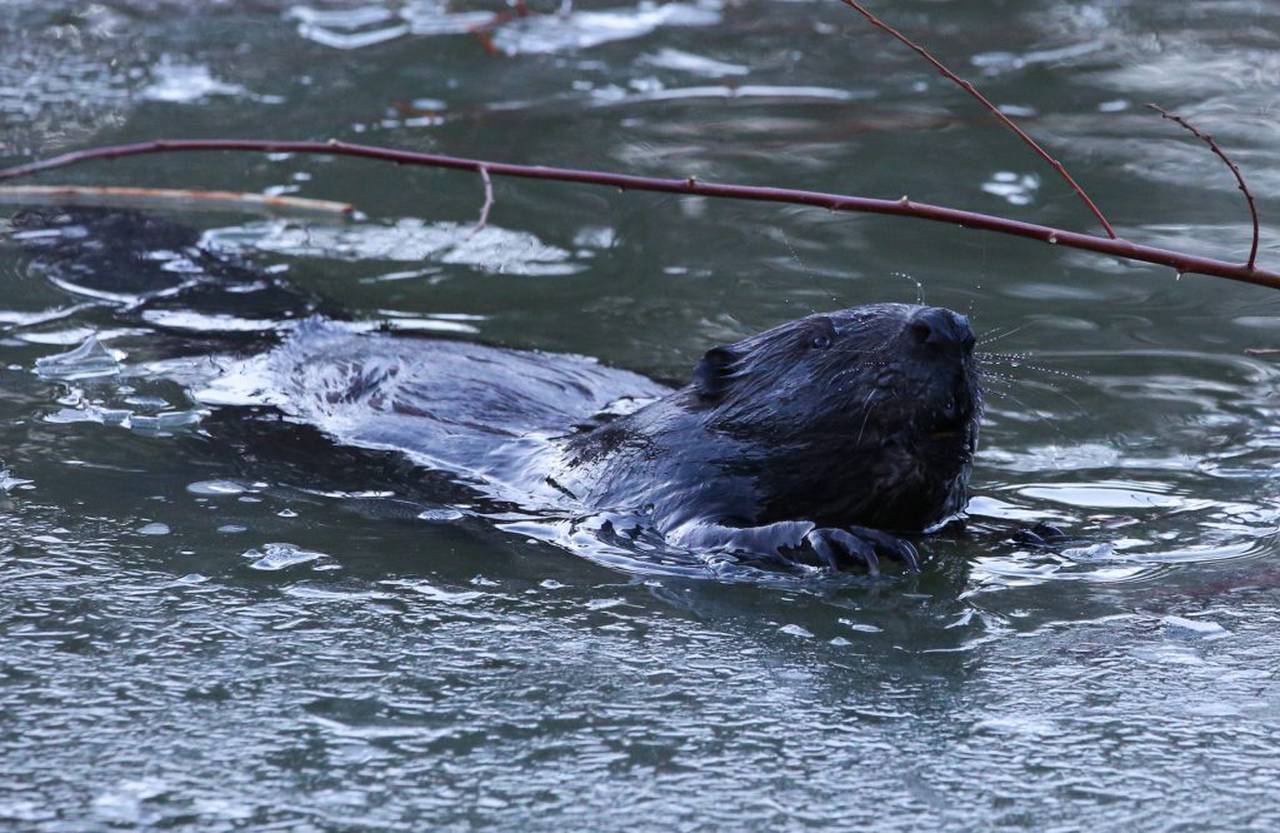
[
  {"left": 902, "top": 308, "right": 978, "bottom": 438},
  {"left": 908, "top": 307, "right": 976, "bottom": 355}
]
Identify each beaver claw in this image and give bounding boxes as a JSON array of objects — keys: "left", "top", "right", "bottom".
[
  {"left": 804, "top": 527, "right": 919, "bottom": 575},
  {"left": 1011, "top": 522, "right": 1069, "bottom": 548}
]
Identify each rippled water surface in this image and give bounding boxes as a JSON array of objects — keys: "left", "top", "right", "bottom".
[{"left": 2, "top": 1, "right": 1280, "bottom": 830}]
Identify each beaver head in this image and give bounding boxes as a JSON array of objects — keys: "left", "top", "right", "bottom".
[{"left": 690, "top": 303, "right": 980, "bottom": 532}]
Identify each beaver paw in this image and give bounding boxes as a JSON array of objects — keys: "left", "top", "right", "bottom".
[{"left": 804, "top": 527, "right": 919, "bottom": 575}]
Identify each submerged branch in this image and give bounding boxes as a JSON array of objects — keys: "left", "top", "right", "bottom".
[
  {"left": 0, "top": 184, "right": 355, "bottom": 215},
  {"left": 839, "top": 0, "right": 1117, "bottom": 240},
  {"left": 472, "top": 165, "right": 494, "bottom": 235},
  {"left": 0, "top": 138, "right": 1275, "bottom": 289},
  {"left": 1147, "top": 104, "right": 1261, "bottom": 271}
]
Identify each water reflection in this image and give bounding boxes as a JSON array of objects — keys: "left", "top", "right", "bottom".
[
  {"left": 287, "top": 1, "right": 725, "bottom": 55},
  {"left": 3, "top": 0, "right": 1280, "bottom": 829},
  {"left": 204, "top": 216, "right": 585, "bottom": 276}
]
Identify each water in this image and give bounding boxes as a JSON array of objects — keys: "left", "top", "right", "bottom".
[{"left": 2, "top": 0, "right": 1279, "bottom": 829}]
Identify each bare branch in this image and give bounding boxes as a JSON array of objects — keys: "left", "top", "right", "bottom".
[
  {"left": 838, "top": 0, "right": 1117, "bottom": 240},
  {"left": 1147, "top": 103, "right": 1261, "bottom": 271},
  {"left": 0, "top": 138, "right": 1276, "bottom": 289}
]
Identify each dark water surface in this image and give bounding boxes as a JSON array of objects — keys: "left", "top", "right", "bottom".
[{"left": 2, "top": 1, "right": 1279, "bottom": 830}]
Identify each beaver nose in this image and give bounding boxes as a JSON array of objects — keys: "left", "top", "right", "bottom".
[{"left": 909, "top": 307, "right": 975, "bottom": 354}]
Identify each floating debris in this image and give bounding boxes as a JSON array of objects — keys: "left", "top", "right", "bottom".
[
  {"left": 0, "top": 469, "right": 33, "bottom": 492},
  {"left": 34, "top": 336, "right": 122, "bottom": 380},
  {"left": 417, "top": 507, "right": 465, "bottom": 523},
  {"left": 242, "top": 543, "right": 326, "bottom": 571},
  {"left": 1161, "top": 615, "right": 1230, "bottom": 640}
]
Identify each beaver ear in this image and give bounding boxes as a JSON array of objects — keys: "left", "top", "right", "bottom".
[{"left": 693, "top": 346, "right": 740, "bottom": 398}]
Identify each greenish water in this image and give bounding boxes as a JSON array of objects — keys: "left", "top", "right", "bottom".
[{"left": 2, "top": 1, "right": 1279, "bottom": 830}]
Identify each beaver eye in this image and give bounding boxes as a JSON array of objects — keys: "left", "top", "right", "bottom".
[{"left": 810, "top": 334, "right": 831, "bottom": 350}]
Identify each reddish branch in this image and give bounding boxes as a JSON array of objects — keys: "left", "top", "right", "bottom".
[
  {"left": 467, "top": 0, "right": 535, "bottom": 56},
  {"left": 839, "top": 0, "right": 1117, "bottom": 240},
  {"left": 1147, "top": 104, "right": 1260, "bottom": 271},
  {"left": 0, "top": 138, "right": 1276, "bottom": 289}
]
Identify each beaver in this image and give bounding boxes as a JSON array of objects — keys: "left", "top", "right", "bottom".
[
  {"left": 13, "top": 208, "right": 981, "bottom": 573},
  {"left": 198, "top": 305, "right": 980, "bottom": 573}
]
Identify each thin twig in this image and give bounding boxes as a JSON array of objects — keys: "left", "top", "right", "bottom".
[
  {"left": 0, "top": 184, "right": 355, "bottom": 215},
  {"left": 467, "top": 0, "right": 535, "bottom": 56},
  {"left": 839, "top": 0, "right": 1117, "bottom": 240},
  {"left": 0, "top": 138, "right": 1277, "bottom": 289},
  {"left": 471, "top": 165, "right": 493, "bottom": 236},
  {"left": 1147, "top": 103, "right": 1260, "bottom": 271}
]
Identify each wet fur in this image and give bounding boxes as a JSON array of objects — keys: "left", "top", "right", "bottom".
[{"left": 556, "top": 305, "right": 981, "bottom": 540}]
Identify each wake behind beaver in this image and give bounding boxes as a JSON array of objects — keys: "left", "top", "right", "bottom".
[{"left": 16, "top": 208, "right": 982, "bottom": 576}]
